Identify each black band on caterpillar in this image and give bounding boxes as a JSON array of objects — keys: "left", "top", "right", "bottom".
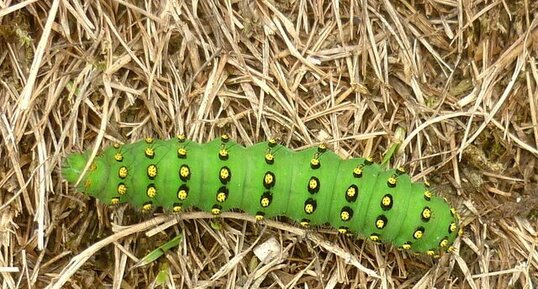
[{"left": 62, "top": 137, "right": 461, "bottom": 255}]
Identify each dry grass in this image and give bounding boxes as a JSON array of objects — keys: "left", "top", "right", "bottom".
[{"left": 1, "top": 0, "right": 538, "bottom": 288}]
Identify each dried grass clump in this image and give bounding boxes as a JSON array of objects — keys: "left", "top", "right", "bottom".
[{"left": 1, "top": 1, "right": 537, "bottom": 288}]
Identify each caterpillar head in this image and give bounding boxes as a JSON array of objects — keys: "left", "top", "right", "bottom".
[
  {"left": 62, "top": 152, "right": 90, "bottom": 185},
  {"left": 63, "top": 149, "right": 117, "bottom": 202}
]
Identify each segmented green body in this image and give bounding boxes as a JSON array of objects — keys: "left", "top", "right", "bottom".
[{"left": 62, "top": 135, "right": 460, "bottom": 255}]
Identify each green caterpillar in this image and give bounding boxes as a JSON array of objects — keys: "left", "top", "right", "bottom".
[{"left": 62, "top": 135, "right": 461, "bottom": 256}]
